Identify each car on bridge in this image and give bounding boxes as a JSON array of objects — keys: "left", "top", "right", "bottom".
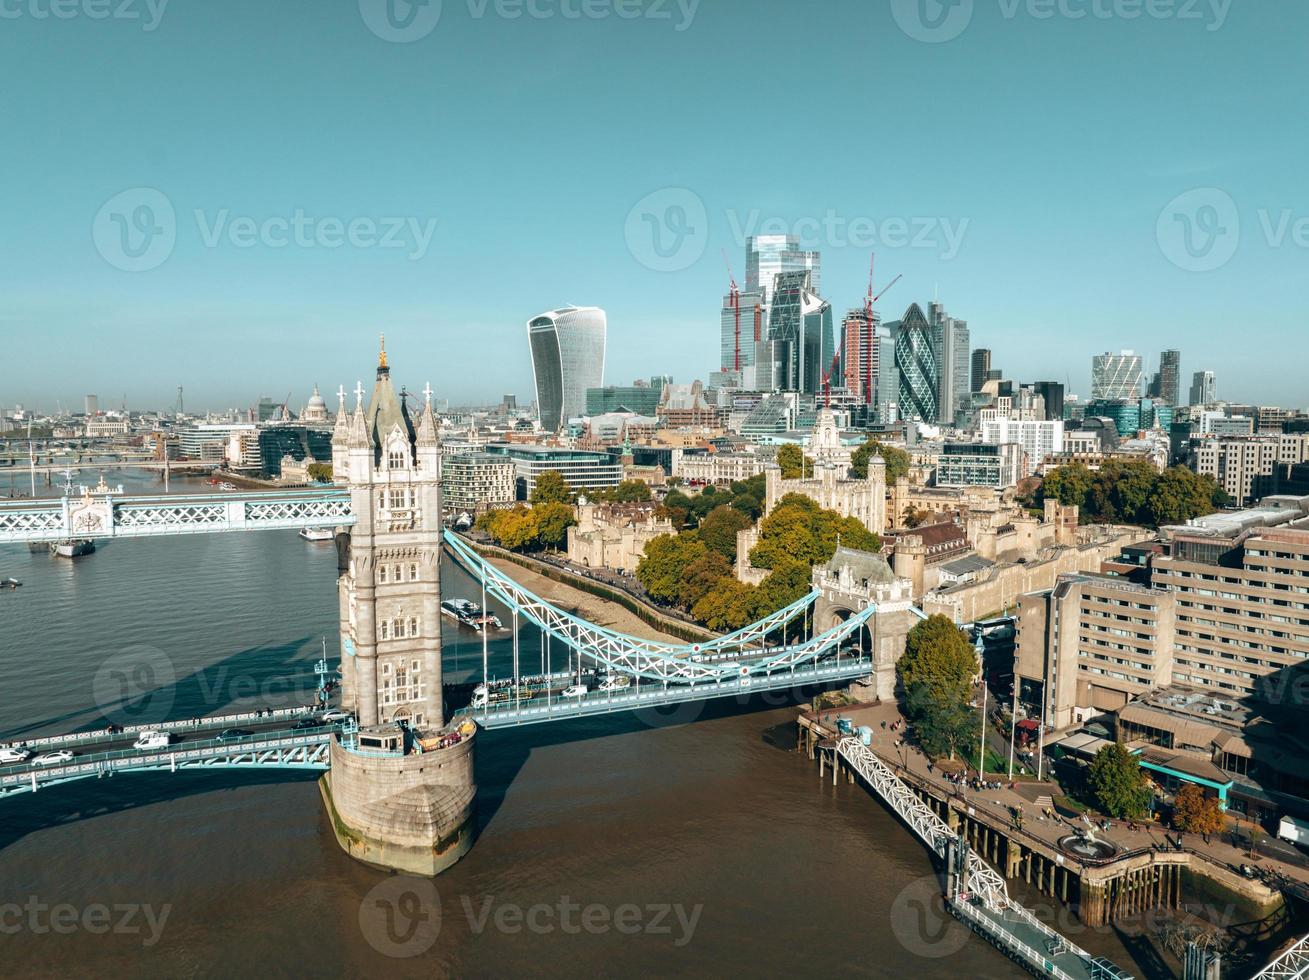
[
  {"left": 33, "top": 750, "right": 76, "bottom": 766},
  {"left": 291, "top": 719, "right": 322, "bottom": 731},
  {"left": 319, "top": 710, "right": 353, "bottom": 723},
  {"left": 216, "top": 728, "right": 254, "bottom": 742},
  {"left": 562, "top": 685, "right": 588, "bottom": 699},
  {"left": 132, "top": 731, "right": 173, "bottom": 750},
  {"left": 0, "top": 747, "right": 32, "bottom": 764}
]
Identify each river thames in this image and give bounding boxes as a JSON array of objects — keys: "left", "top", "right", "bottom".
[{"left": 0, "top": 470, "right": 1150, "bottom": 977}]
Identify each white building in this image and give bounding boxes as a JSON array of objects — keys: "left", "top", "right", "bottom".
[
  {"left": 981, "top": 418, "right": 1064, "bottom": 477},
  {"left": 442, "top": 452, "right": 517, "bottom": 511}
]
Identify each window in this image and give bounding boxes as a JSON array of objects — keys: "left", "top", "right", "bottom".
[
  {"left": 409, "top": 563, "right": 419, "bottom": 581},
  {"left": 378, "top": 564, "right": 388, "bottom": 584},
  {"left": 380, "top": 621, "right": 390, "bottom": 640},
  {"left": 408, "top": 616, "right": 419, "bottom": 636},
  {"left": 389, "top": 449, "right": 405, "bottom": 470}
]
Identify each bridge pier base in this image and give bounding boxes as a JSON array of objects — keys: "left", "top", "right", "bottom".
[{"left": 320, "top": 730, "right": 477, "bottom": 877}]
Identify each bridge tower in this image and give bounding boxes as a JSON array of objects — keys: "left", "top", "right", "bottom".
[{"left": 320, "top": 339, "right": 477, "bottom": 877}]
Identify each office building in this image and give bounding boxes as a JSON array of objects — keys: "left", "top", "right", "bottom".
[
  {"left": 1086, "top": 399, "right": 1141, "bottom": 438},
  {"left": 1190, "top": 370, "right": 1217, "bottom": 407},
  {"left": 1091, "top": 350, "right": 1144, "bottom": 402},
  {"left": 1156, "top": 349, "right": 1181, "bottom": 407},
  {"left": 840, "top": 307, "right": 880, "bottom": 406},
  {"left": 744, "top": 235, "right": 820, "bottom": 304},
  {"left": 767, "top": 270, "right": 832, "bottom": 395},
  {"left": 1016, "top": 573, "right": 1177, "bottom": 729},
  {"left": 970, "top": 349, "right": 991, "bottom": 393},
  {"left": 84, "top": 394, "right": 99, "bottom": 416},
  {"left": 483, "top": 444, "right": 623, "bottom": 499},
  {"left": 929, "top": 302, "right": 969, "bottom": 427},
  {"left": 1189, "top": 434, "right": 1309, "bottom": 505},
  {"left": 585, "top": 383, "right": 661, "bottom": 417},
  {"left": 981, "top": 417, "right": 1064, "bottom": 476},
  {"left": 257, "top": 425, "right": 334, "bottom": 478},
  {"left": 527, "top": 306, "right": 607, "bottom": 431},
  {"left": 719, "top": 285, "right": 766, "bottom": 383},
  {"left": 935, "top": 441, "right": 1025, "bottom": 489},
  {"left": 1030, "top": 382, "right": 1065, "bottom": 422},
  {"left": 889, "top": 303, "right": 938, "bottom": 423},
  {"left": 84, "top": 417, "right": 130, "bottom": 438},
  {"left": 442, "top": 452, "right": 518, "bottom": 511}
]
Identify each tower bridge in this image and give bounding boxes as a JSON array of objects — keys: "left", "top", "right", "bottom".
[{"left": 0, "top": 344, "right": 1144, "bottom": 976}]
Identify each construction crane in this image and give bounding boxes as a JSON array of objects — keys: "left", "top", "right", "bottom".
[
  {"left": 863, "top": 254, "right": 903, "bottom": 406},
  {"left": 821, "top": 352, "right": 842, "bottom": 409},
  {"left": 722, "top": 249, "right": 741, "bottom": 372}
]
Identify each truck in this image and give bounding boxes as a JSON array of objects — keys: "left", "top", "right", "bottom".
[
  {"left": 1277, "top": 815, "right": 1309, "bottom": 847},
  {"left": 132, "top": 730, "right": 173, "bottom": 750}
]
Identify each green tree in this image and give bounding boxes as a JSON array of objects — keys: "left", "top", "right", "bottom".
[
  {"left": 692, "top": 578, "right": 758, "bottom": 631},
  {"left": 699, "top": 504, "right": 752, "bottom": 561},
  {"left": 851, "top": 439, "right": 910, "bottom": 482},
  {"left": 609, "top": 480, "right": 653, "bottom": 503},
  {"left": 678, "top": 552, "right": 732, "bottom": 610},
  {"left": 477, "top": 507, "right": 539, "bottom": 551},
  {"left": 532, "top": 501, "right": 576, "bottom": 550},
  {"left": 896, "top": 615, "right": 978, "bottom": 707},
  {"left": 749, "top": 494, "right": 878, "bottom": 571},
  {"left": 1087, "top": 743, "right": 1153, "bottom": 818},
  {"left": 636, "top": 533, "right": 707, "bottom": 605},
  {"left": 729, "top": 493, "right": 762, "bottom": 521},
  {"left": 1041, "top": 462, "right": 1094, "bottom": 507},
  {"left": 775, "top": 443, "right": 812, "bottom": 479},
  {"left": 306, "top": 462, "right": 333, "bottom": 483},
  {"left": 756, "top": 560, "right": 812, "bottom": 613},
  {"left": 901, "top": 505, "right": 928, "bottom": 529},
  {"left": 906, "top": 682, "right": 980, "bottom": 762},
  {"left": 530, "top": 470, "right": 573, "bottom": 505}
]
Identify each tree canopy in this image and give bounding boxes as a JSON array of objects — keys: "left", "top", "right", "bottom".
[
  {"left": 748, "top": 494, "right": 879, "bottom": 571},
  {"left": 1087, "top": 743, "right": 1153, "bottom": 818},
  {"left": 1171, "top": 783, "right": 1224, "bottom": 836},
  {"left": 477, "top": 502, "right": 577, "bottom": 553},
  {"left": 775, "top": 443, "right": 813, "bottom": 480},
  {"left": 896, "top": 615, "right": 978, "bottom": 706},
  {"left": 529, "top": 469, "right": 574, "bottom": 506},
  {"left": 698, "top": 504, "right": 753, "bottom": 561},
  {"left": 1041, "top": 461, "right": 1225, "bottom": 527},
  {"left": 851, "top": 439, "right": 910, "bottom": 483},
  {"left": 636, "top": 533, "right": 708, "bottom": 605},
  {"left": 306, "top": 462, "right": 333, "bottom": 483},
  {"left": 590, "top": 480, "right": 653, "bottom": 503},
  {"left": 906, "top": 682, "right": 980, "bottom": 763}
]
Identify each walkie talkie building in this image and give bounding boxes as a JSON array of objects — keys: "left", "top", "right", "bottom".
[{"left": 527, "top": 306, "right": 607, "bottom": 431}]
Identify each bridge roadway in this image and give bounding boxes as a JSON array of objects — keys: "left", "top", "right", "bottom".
[
  {"left": 461, "top": 657, "right": 875, "bottom": 729},
  {"left": 0, "top": 721, "right": 342, "bottom": 799}
]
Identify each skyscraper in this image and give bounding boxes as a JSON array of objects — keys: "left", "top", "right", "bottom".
[
  {"left": 745, "top": 235, "right": 820, "bottom": 304},
  {"left": 1190, "top": 370, "right": 1216, "bottom": 406},
  {"left": 1030, "top": 381, "right": 1065, "bottom": 422},
  {"left": 1157, "top": 349, "right": 1181, "bottom": 407},
  {"left": 719, "top": 286, "right": 766, "bottom": 384},
  {"left": 840, "top": 307, "right": 880, "bottom": 405},
  {"left": 970, "top": 349, "right": 991, "bottom": 393},
  {"left": 890, "top": 303, "right": 938, "bottom": 423},
  {"left": 1091, "top": 350, "right": 1143, "bottom": 402},
  {"left": 84, "top": 394, "right": 98, "bottom": 416},
  {"left": 527, "top": 306, "right": 607, "bottom": 431},
  {"left": 929, "top": 302, "right": 969, "bottom": 426},
  {"left": 766, "top": 270, "right": 832, "bottom": 395},
  {"left": 721, "top": 236, "right": 820, "bottom": 391}
]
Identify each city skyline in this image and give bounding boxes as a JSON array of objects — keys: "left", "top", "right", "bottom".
[{"left": 3, "top": 3, "right": 1308, "bottom": 410}]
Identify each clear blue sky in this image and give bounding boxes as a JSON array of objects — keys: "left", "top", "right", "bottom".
[{"left": 2, "top": 0, "right": 1306, "bottom": 412}]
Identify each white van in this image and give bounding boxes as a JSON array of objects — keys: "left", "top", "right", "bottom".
[
  {"left": 133, "top": 730, "right": 172, "bottom": 750},
  {"left": 562, "top": 685, "right": 588, "bottom": 699}
]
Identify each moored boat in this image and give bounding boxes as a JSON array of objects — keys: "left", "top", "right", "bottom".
[{"left": 299, "top": 527, "right": 336, "bottom": 542}]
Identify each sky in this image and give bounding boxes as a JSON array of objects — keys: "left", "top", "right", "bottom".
[{"left": 2, "top": 0, "right": 1307, "bottom": 413}]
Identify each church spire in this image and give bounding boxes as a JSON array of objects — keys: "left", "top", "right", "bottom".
[{"left": 378, "top": 332, "right": 388, "bottom": 372}]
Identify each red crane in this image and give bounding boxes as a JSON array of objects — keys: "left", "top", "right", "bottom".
[
  {"left": 863, "top": 254, "right": 902, "bottom": 406},
  {"left": 722, "top": 249, "right": 741, "bottom": 373}
]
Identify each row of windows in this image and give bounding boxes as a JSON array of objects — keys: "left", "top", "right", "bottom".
[
  {"left": 1174, "top": 658, "right": 1260, "bottom": 681},
  {"left": 377, "top": 562, "right": 420, "bottom": 584},
  {"left": 379, "top": 616, "right": 420, "bottom": 640}
]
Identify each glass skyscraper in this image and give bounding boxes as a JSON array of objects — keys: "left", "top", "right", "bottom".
[
  {"left": 766, "top": 270, "right": 832, "bottom": 395},
  {"left": 1091, "top": 350, "right": 1144, "bottom": 402},
  {"left": 1157, "top": 349, "right": 1181, "bottom": 407},
  {"left": 929, "top": 301, "right": 969, "bottom": 426},
  {"left": 891, "top": 303, "right": 938, "bottom": 423},
  {"left": 744, "top": 235, "right": 820, "bottom": 304},
  {"left": 527, "top": 306, "right": 606, "bottom": 431}
]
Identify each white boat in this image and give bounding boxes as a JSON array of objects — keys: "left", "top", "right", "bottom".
[
  {"left": 52, "top": 539, "right": 95, "bottom": 558},
  {"left": 299, "top": 527, "right": 336, "bottom": 542},
  {"left": 441, "top": 599, "right": 504, "bottom": 631}
]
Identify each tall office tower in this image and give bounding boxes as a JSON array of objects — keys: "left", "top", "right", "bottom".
[
  {"left": 744, "top": 235, "right": 820, "bottom": 304},
  {"left": 1030, "top": 382, "right": 1065, "bottom": 422},
  {"left": 767, "top": 270, "right": 832, "bottom": 395},
  {"left": 84, "top": 394, "right": 98, "bottom": 416},
  {"left": 719, "top": 285, "right": 766, "bottom": 382},
  {"left": 1189, "top": 370, "right": 1216, "bottom": 407},
  {"left": 929, "top": 302, "right": 970, "bottom": 426},
  {"left": 970, "top": 348, "right": 991, "bottom": 393},
  {"left": 891, "top": 303, "right": 938, "bottom": 423},
  {"left": 1091, "top": 350, "right": 1144, "bottom": 402},
  {"left": 1158, "top": 349, "right": 1181, "bottom": 407},
  {"left": 527, "top": 306, "right": 607, "bottom": 431},
  {"left": 840, "top": 307, "right": 881, "bottom": 405}
]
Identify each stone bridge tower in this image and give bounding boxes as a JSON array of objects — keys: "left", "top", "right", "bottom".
[
  {"left": 812, "top": 546, "right": 920, "bottom": 700},
  {"left": 320, "top": 339, "right": 476, "bottom": 877}
]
